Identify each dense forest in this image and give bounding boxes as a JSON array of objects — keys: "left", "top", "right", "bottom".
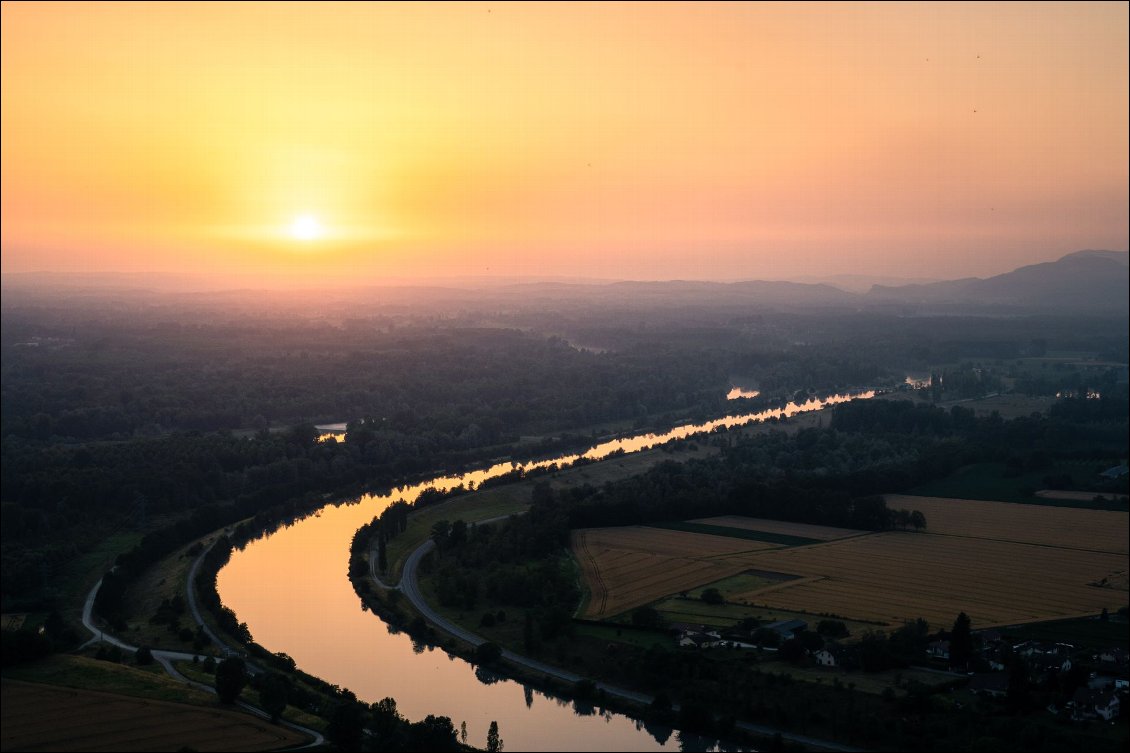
[{"left": 2, "top": 288, "right": 1126, "bottom": 615}]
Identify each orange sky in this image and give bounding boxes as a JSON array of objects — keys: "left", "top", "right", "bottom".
[{"left": 2, "top": 1, "right": 1127, "bottom": 286}]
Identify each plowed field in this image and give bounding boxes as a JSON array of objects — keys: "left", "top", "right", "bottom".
[{"left": 0, "top": 679, "right": 308, "bottom": 752}]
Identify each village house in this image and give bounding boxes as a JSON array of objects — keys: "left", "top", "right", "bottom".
[
  {"left": 813, "top": 648, "right": 838, "bottom": 667},
  {"left": 673, "top": 623, "right": 724, "bottom": 649},
  {"left": 1072, "top": 687, "right": 1121, "bottom": 721},
  {"left": 927, "top": 639, "right": 950, "bottom": 660}
]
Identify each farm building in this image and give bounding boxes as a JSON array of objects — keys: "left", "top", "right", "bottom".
[{"left": 764, "top": 619, "right": 807, "bottom": 638}]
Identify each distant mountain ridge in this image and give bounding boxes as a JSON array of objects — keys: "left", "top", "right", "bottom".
[{"left": 867, "top": 250, "right": 1129, "bottom": 313}]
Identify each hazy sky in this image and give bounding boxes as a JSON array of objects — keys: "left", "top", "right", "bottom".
[{"left": 2, "top": 2, "right": 1127, "bottom": 286}]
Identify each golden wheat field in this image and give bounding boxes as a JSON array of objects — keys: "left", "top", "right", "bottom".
[
  {"left": 573, "top": 499, "right": 1128, "bottom": 628},
  {"left": 572, "top": 527, "right": 783, "bottom": 619},
  {"left": 884, "top": 494, "right": 1128, "bottom": 554},
  {"left": 737, "top": 532, "right": 1127, "bottom": 628},
  {"left": 689, "top": 516, "right": 866, "bottom": 541}
]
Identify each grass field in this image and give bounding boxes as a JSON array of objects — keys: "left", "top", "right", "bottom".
[
  {"left": 648, "top": 597, "right": 883, "bottom": 634},
  {"left": 572, "top": 527, "right": 785, "bottom": 619},
  {"left": 683, "top": 571, "right": 796, "bottom": 602},
  {"left": 120, "top": 533, "right": 226, "bottom": 651},
  {"left": 689, "top": 516, "right": 865, "bottom": 541},
  {"left": 2, "top": 655, "right": 218, "bottom": 707},
  {"left": 1, "top": 678, "right": 307, "bottom": 752},
  {"left": 650, "top": 521, "right": 823, "bottom": 547},
  {"left": 767, "top": 663, "right": 962, "bottom": 697},
  {"left": 572, "top": 623, "right": 675, "bottom": 651},
  {"left": 883, "top": 494, "right": 1129, "bottom": 554},
  {"left": 383, "top": 483, "right": 533, "bottom": 583},
  {"left": 999, "top": 615, "right": 1130, "bottom": 650},
  {"left": 909, "top": 462, "right": 1126, "bottom": 509}
]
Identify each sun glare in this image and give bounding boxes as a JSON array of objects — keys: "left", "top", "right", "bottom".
[{"left": 289, "top": 214, "right": 324, "bottom": 241}]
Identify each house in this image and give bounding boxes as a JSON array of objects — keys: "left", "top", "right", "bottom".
[
  {"left": 1099, "top": 464, "right": 1128, "bottom": 479},
  {"left": 968, "top": 673, "right": 1009, "bottom": 698},
  {"left": 976, "top": 629, "right": 1003, "bottom": 647},
  {"left": 813, "top": 648, "right": 837, "bottom": 667},
  {"left": 927, "top": 640, "right": 950, "bottom": 660},
  {"left": 982, "top": 646, "right": 1007, "bottom": 671},
  {"left": 676, "top": 624, "right": 723, "bottom": 649},
  {"left": 1099, "top": 648, "right": 1128, "bottom": 666},
  {"left": 764, "top": 619, "right": 807, "bottom": 638},
  {"left": 1072, "top": 687, "right": 1121, "bottom": 721}
]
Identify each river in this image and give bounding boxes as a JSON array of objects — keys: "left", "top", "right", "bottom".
[{"left": 216, "top": 389, "right": 875, "bottom": 751}]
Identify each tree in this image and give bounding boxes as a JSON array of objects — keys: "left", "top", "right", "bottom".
[
  {"left": 523, "top": 611, "right": 537, "bottom": 652},
  {"left": 449, "top": 519, "right": 468, "bottom": 548},
  {"left": 949, "top": 612, "right": 973, "bottom": 670},
  {"left": 215, "top": 656, "right": 247, "bottom": 704},
  {"left": 135, "top": 645, "right": 154, "bottom": 665},
  {"left": 259, "top": 672, "right": 289, "bottom": 722},
  {"left": 910, "top": 510, "right": 927, "bottom": 531},
  {"left": 487, "top": 720, "right": 504, "bottom": 753},
  {"left": 700, "top": 587, "right": 724, "bottom": 605},
  {"left": 431, "top": 520, "right": 451, "bottom": 552},
  {"left": 378, "top": 530, "right": 388, "bottom": 573},
  {"left": 817, "top": 619, "right": 849, "bottom": 639},
  {"left": 476, "top": 642, "right": 502, "bottom": 664},
  {"left": 631, "top": 606, "right": 663, "bottom": 629},
  {"left": 327, "top": 698, "right": 366, "bottom": 750}
]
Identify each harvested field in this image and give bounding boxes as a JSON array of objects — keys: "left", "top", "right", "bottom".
[
  {"left": 1035, "top": 489, "right": 1128, "bottom": 503},
  {"left": 0, "top": 679, "right": 308, "bottom": 752},
  {"left": 572, "top": 527, "right": 783, "bottom": 619},
  {"left": 737, "top": 532, "right": 1128, "bottom": 629},
  {"left": 690, "top": 516, "right": 866, "bottom": 541},
  {"left": 883, "top": 494, "right": 1129, "bottom": 554}
]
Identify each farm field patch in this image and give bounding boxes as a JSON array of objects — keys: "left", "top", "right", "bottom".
[
  {"left": 0, "top": 679, "right": 307, "bottom": 752},
  {"left": 690, "top": 516, "right": 866, "bottom": 541},
  {"left": 1035, "top": 489, "right": 1128, "bottom": 503},
  {"left": 909, "top": 461, "right": 1125, "bottom": 509},
  {"left": 883, "top": 494, "right": 1129, "bottom": 554},
  {"left": 572, "top": 527, "right": 782, "bottom": 619},
  {"left": 737, "top": 532, "right": 1127, "bottom": 629}
]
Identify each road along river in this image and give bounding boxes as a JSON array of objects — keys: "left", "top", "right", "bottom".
[{"left": 216, "top": 390, "right": 874, "bottom": 751}]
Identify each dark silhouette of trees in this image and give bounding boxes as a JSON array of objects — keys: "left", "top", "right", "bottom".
[
  {"left": 949, "top": 612, "right": 973, "bottom": 670},
  {"left": 700, "top": 588, "right": 724, "bottom": 605},
  {"left": 259, "top": 672, "right": 290, "bottom": 722},
  {"left": 487, "top": 720, "right": 504, "bottom": 753},
  {"left": 215, "top": 656, "right": 247, "bottom": 704}
]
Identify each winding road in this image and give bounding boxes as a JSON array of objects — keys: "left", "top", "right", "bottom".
[
  {"left": 80, "top": 553, "right": 325, "bottom": 750},
  {"left": 393, "top": 537, "right": 862, "bottom": 752}
]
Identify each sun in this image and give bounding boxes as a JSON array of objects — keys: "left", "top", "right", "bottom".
[{"left": 288, "top": 214, "right": 324, "bottom": 241}]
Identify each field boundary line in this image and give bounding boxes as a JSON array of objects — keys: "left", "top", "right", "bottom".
[{"left": 917, "top": 530, "right": 1128, "bottom": 556}]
